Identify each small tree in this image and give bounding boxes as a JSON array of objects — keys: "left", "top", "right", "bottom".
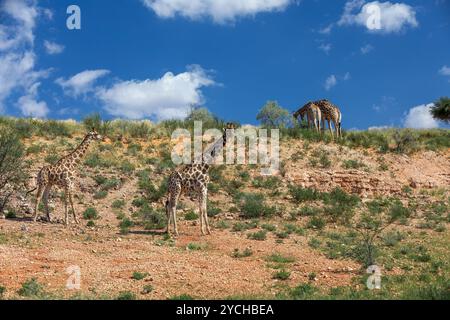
[
  {"left": 0, "top": 128, "right": 27, "bottom": 213},
  {"left": 256, "top": 101, "right": 291, "bottom": 128},
  {"left": 351, "top": 199, "right": 411, "bottom": 267},
  {"left": 430, "top": 97, "right": 450, "bottom": 124}
]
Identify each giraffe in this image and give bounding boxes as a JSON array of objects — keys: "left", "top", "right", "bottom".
[
  {"left": 27, "top": 129, "right": 103, "bottom": 225},
  {"left": 293, "top": 102, "right": 322, "bottom": 133},
  {"left": 165, "top": 123, "right": 236, "bottom": 236},
  {"left": 314, "top": 99, "right": 342, "bottom": 138}
]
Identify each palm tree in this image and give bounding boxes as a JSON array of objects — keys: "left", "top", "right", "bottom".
[{"left": 430, "top": 97, "right": 450, "bottom": 124}]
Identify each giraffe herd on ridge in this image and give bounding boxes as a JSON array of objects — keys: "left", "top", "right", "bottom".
[{"left": 27, "top": 100, "right": 343, "bottom": 236}]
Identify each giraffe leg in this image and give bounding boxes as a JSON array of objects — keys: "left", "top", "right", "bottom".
[
  {"left": 328, "top": 120, "right": 334, "bottom": 139},
  {"left": 68, "top": 191, "right": 78, "bottom": 224},
  {"left": 64, "top": 188, "right": 69, "bottom": 226},
  {"left": 198, "top": 196, "right": 205, "bottom": 235},
  {"left": 42, "top": 185, "right": 51, "bottom": 223},
  {"left": 202, "top": 188, "right": 211, "bottom": 235},
  {"left": 33, "top": 185, "right": 44, "bottom": 222}
]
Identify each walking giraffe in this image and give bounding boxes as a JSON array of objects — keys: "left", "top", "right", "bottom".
[
  {"left": 315, "top": 99, "right": 342, "bottom": 138},
  {"left": 28, "top": 129, "right": 103, "bottom": 225},
  {"left": 165, "top": 123, "right": 236, "bottom": 236},
  {"left": 293, "top": 102, "right": 322, "bottom": 133}
]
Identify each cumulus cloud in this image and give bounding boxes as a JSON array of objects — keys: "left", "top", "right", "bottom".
[
  {"left": 403, "top": 104, "right": 439, "bottom": 129},
  {"left": 96, "top": 65, "right": 215, "bottom": 120},
  {"left": 318, "top": 43, "right": 332, "bottom": 54},
  {"left": 141, "top": 0, "right": 292, "bottom": 23},
  {"left": 360, "top": 44, "right": 374, "bottom": 54},
  {"left": 324, "top": 75, "right": 337, "bottom": 91},
  {"left": 56, "top": 69, "right": 110, "bottom": 97},
  {"left": 439, "top": 65, "right": 450, "bottom": 79},
  {"left": 16, "top": 82, "right": 48, "bottom": 118},
  {"left": 324, "top": 73, "right": 351, "bottom": 91},
  {"left": 338, "top": 1, "right": 418, "bottom": 33},
  {"left": 0, "top": 0, "right": 50, "bottom": 115},
  {"left": 44, "top": 40, "right": 64, "bottom": 55}
]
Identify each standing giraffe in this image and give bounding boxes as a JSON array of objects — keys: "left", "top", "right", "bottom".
[
  {"left": 28, "top": 129, "right": 103, "bottom": 225},
  {"left": 165, "top": 123, "right": 236, "bottom": 236},
  {"left": 315, "top": 99, "right": 342, "bottom": 138},
  {"left": 293, "top": 102, "right": 322, "bottom": 133}
]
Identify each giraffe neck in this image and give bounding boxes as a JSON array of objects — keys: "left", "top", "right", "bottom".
[{"left": 63, "top": 134, "right": 94, "bottom": 166}]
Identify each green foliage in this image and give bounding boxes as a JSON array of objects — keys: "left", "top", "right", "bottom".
[
  {"left": 266, "top": 253, "right": 295, "bottom": 264},
  {"left": 18, "top": 278, "right": 44, "bottom": 297},
  {"left": 132, "top": 272, "right": 149, "bottom": 280},
  {"left": 184, "top": 211, "right": 199, "bottom": 221},
  {"left": 256, "top": 101, "right": 291, "bottom": 128},
  {"left": 307, "top": 216, "right": 326, "bottom": 230},
  {"left": 116, "top": 291, "right": 136, "bottom": 300},
  {"left": 273, "top": 269, "right": 291, "bottom": 280},
  {"left": 169, "top": 294, "right": 194, "bottom": 300},
  {"left": 119, "top": 218, "right": 133, "bottom": 234},
  {"left": 289, "top": 186, "right": 320, "bottom": 203},
  {"left": 112, "top": 199, "right": 126, "bottom": 209},
  {"left": 342, "top": 159, "right": 366, "bottom": 170},
  {"left": 137, "top": 170, "right": 167, "bottom": 202},
  {"left": 232, "top": 248, "right": 253, "bottom": 258},
  {"left": 0, "top": 128, "right": 27, "bottom": 213},
  {"left": 290, "top": 283, "right": 317, "bottom": 300},
  {"left": 232, "top": 220, "right": 258, "bottom": 232},
  {"left": 0, "top": 285, "right": 5, "bottom": 298},
  {"left": 247, "top": 230, "right": 267, "bottom": 241},
  {"left": 237, "top": 193, "right": 275, "bottom": 218},
  {"left": 430, "top": 97, "right": 450, "bottom": 123},
  {"left": 83, "top": 207, "right": 99, "bottom": 220}
]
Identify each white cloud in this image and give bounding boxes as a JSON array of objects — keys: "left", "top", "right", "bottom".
[
  {"left": 368, "top": 125, "right": 392, "bottom": 131},
  {"left": 0, "top": 0, "right": 38, "bottom": 50},
  {"left": 318, "top": 43, "right": 332, "bottom": 54},
  {"left": 403, "top": 104, "right": 439, "bottom": 129},
  {"left": 324, "top": 73, "right": 351, "bottom": 91},
  {"left": 142, "top": 0, "right": 292, "bottom": 23},
  {"left": 96, "top": 65, "right": 215, "bottom": 120},
  {"left": 338, "top": 1, "right": 418, "bottom": 34},
  {"left": 318, "top": 24, "right": 333, "bottom": 35},
  {"left": 360, "top": 44, "right": 374, "bottom": 54},
  {"left": 0, "top": 0, "right": 50, "bottom": 116},
  {"left": 17, "top": 94, "right": 49, "bottom": 118},
  {"left": 44, "top": 40, "right": 64, "bottom": 55},
  {"left": 439, "top": 65, "right": 450, "bottom": 77},
  {"left": 56, "top": 69, "right": 110, "bottom": 97},
  {"left": 324, "top": 75, "right": 337, "bottom": 91}
]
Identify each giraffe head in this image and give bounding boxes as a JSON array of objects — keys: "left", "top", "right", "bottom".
[{"left": 87, "top": 128, "right": 103, "bottom": 141}]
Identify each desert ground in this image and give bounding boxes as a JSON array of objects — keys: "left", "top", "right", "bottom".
[{"left": 0, "top": 120, "right": 449, "bottom": 300}]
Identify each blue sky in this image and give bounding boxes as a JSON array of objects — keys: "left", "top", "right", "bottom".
[{"left": 0, "top": 0, "right": 449, "bottom": 129}]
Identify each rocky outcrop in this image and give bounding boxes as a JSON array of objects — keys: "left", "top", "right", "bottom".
[{"left": 287, "top": 170, "right": 403, "bottom": 197}]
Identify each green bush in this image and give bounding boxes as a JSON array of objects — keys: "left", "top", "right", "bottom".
[
  {"left": 112, "top": 199, "right": 126, "bottom": 209},
  {"left": 247, "top": 230, "right": 267, "bottom": 241},
  {"left": 273, "top": 270, "right": 291, "bottom": 280},
  {"left": 83, "top": 207, "right": 99, "bottom": 220},
  {"left": 238, "top": 193, "right": 275, "bottom": 218},
  {"left": 289, "top": 186, "right": 320, "bottom": 203},
  {"left": 132, "top": 272, "right": 149, "bottom": 280},
  {"left": 18, "top": 278, "right": 43, "bottom": 297}
]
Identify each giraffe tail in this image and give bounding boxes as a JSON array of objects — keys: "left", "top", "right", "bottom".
[{"left": 25, "top": 186, "right": 38, "bottom": 197}]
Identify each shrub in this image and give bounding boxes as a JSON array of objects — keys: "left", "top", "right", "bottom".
[
  {"left": 247, "top": 230, "right": 267, "bottom": 241},
  {"left": 18, "top": 278, "right": 43, "bottom": 297},
  {"left": 307, "top": 216, "right": 326, "bottom": 230},
  {"left": 138, "top": 205, "right": 167, "bottom": 230},
  {"left": 112, "top": 199, "right": 126, "bottom": 209},
  {"left": 261, "top": 223, "right": 276, "bottom": 232},
  {"left": 266, "top": 253, "right": 295, "bottom": 264},
  {"left": 119, "top": 218, "right": 133, "bottom": 234},
  {"left": 290, "top": 283, "right": 317, "bottom": 299},
  {"left": 132, "top": 272, "right": 149, "bottom": 280},
  {"left": 232, "top": 248, "right": 253, "bottom": 258},
  {"left": 289, "top": 186, "right": 320, "bottom": 203},
  {"left": 0, "top": 285, "right": 5, "bottom": 298},
  {"left": 273, "top": 270, "right": 291, "bottom": 280},
  {"left": 116, "top": 291, "right": 136, "bottom": 300},
  {"left": 185, "top": 211, "right": 199, "bottom": 221},
  {"left": 93, "top": 190, "right": 108, "bottom": 199},
  {"left": 0, "top": 129, "right": 27, "bottom": 213},
  {"left": 83, "top": 207, "right": 99, "bottom": 220},
  {"left": 142, "top": 285, "right": 154, "bottom": 295},
  {"left": 256, "top": 101, "right": 292, "bottom": 128},
  {"left": 187, "top": 243, "right": 204, "bottom": 251},
  {"left": 238, "top": 193, "right": 275, "bottom": 218},
  {"left": 169, "top": 294, "right": 194, "bottom": 300}
]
